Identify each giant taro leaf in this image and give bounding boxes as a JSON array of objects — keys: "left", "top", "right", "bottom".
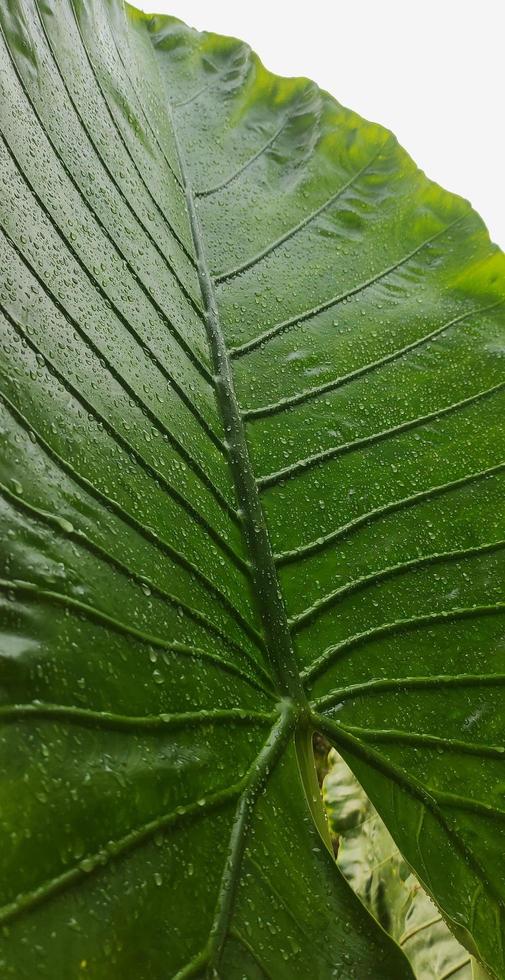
[{"left": 0, "top": 1, "right": 504, "bottom": 978}]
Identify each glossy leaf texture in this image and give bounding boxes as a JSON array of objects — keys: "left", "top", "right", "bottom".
[
  {"left": 324, "top": 749, "right": 487, "bottom": 978},
  {"left": 0, "top": 1, "right": 504, "bottom": 977}
]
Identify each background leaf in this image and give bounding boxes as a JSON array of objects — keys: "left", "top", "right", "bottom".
[{"left": 324, "top": 748, "right": 491, "bottom": 979}]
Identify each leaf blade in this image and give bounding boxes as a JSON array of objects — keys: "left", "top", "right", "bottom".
[{"left": 1, "top": 0, "right": 504, "bottom": 976}]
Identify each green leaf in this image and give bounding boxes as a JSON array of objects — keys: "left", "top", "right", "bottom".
[
  {"left": 324, "top": 748, "right": 481, "bottom": 978},
  {"left": 0, "top": 1, "right": 503, "bottom": 977}
]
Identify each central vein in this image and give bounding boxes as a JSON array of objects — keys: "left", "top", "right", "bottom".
[{"left": 170, "top": 119, "right": 306, "bottom": 706}]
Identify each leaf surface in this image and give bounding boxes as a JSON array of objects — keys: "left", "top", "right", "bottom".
[{"left": 0, "top": 1, "right": 504, "bottom": 977}]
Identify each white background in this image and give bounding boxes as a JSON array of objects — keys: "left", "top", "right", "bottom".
[{"left": 136, "top": 0, "right": 505, "bottom": 248}]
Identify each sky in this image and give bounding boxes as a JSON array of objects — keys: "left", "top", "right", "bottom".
[{"left": 135, "top": 0, "right": 505, "bottom": 249}]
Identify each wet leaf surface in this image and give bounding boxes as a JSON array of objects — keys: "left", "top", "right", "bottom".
[{"left": 0, "top": 2, "right": 504, "bottom": 977}]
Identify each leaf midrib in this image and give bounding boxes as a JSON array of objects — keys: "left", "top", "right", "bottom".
[
  {"left": 168, "top": 103, "right": 307, "bottom": 708},
  {"left": 164, "top": 87, "right": 319, "bottom": 978}
]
